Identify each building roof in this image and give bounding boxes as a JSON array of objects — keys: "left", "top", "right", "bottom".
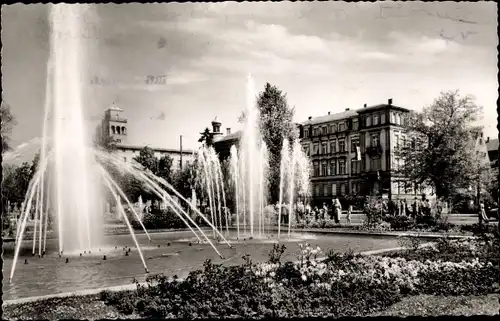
[
  {"left": 301, "top": 103, "right": 409, "bottom": 126},
  {"left": 486, "top": 138, "right": 499, "bottom": 152},
  {"left": 108, "top": 103, "right": 123, "bottom": 112},
  {"left": 213, "top": 130, "right": 242, "bottom": 143},
  {"left": 116, "top": 144, "right": 195, "bottom": 155},
  {"left": 301, "top": 109, "right": 358, "bottom": 126},
  {"left": 356, "top": 103, "right": 409, "bottom": 114}
]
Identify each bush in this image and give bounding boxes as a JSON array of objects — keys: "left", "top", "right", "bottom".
[
  {"left": 387, "top": 216, "right": 415, "bottom": 231},
  {"left": 460, "top": 223, "right": 497, "bottom": 235},
  {"left": 128, "top": 208, "right": 191, "bottom": 230},
  {"left": 101, "top": 240, "right": 499, "bottom": 318},
  {"left": 363, "top": 198, "right": 384, "bottom": 227}
]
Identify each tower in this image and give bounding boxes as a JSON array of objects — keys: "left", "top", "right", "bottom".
[
  {"left": 102, "top": 103, "right": 128, "bottom": 145},
  {"left": 212, "top": 117, "right": 222, "bottom": 137}
]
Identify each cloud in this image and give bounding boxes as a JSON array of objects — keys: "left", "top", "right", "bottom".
[
  {"left": 358, "top": 51, "right": 396, "bottom": 61},
  {"left": 150, "top": 111, "right": 166, "bottom": 120}
]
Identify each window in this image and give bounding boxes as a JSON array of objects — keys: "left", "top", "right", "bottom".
[
  {"left": 395, "top": 134, "right": 400, "bottom": 149},
  {"left": 332, "top": 124, "right": 338, "bottom": 133},
  {"left": 313, "top": 128, "right": 318, "bottom": 136},
  {"left": 371, "top": 133, "right": 380, "bottom": 147},
  {"left": 381, "top": 113, "right": 386, "bottom": 124},
  {"left": 313, "top": 143, "right": 319, "bottom": 155},
  {"left": 324, "top": 184, "right": 329, "bottom": 196},
  {"left": 351, "top": 159, "right": 361, "bottom": 174},
  {"left": 304, "top": 129, "right": 309, "bottom": 138},
  {"left": 315, "top": 185, "right": 320, "bottom": 197},
  {"left": 370, "top": 157, "right": 381, "bottom": 171},
  {"left": 339, "top": 123, "right": 345, "bottom": 132},
  {"left": 366, "top": 116, "right": 371, "bottom": 127},
  {"left": 352, "top": 119, "right": 359, "bottom": 130},
  {"left": 373, "top": 114, "right": 379, "bottom": 125},
  {"left": 401, "top": 136, "right": 406, "bottom": 148},
  {"left": 329, "top": 124, "right": 334, "bottom": 133},
  {"left": 330, "top": 160, "right": 336, "bottom": 176},
  {"left": 332, "top": 183, "right": 337, "bottom": 196},
  {"left": 303, "top": 145, "right": 310, "bottom": 156},
  {"left": 339, "top": 139, "right": 346, "bottom": 152},
  {"left": 313, "top": 162, "right": 320, "bottom": 177},
  {"left": 351, "top": 136, "right": 360, "bottom": 152},
  {"left": 395, "top": 113, "right": 401, "bottom": 125},
  {"left": 322, "top": 126, "right": 327, "bottom": 135},
  {"left": 321, "top": 142, "right": 328, "bottom": 155},
  {"left": 111, "top": 126, "right": 116, "bottom": 134},
  {"left": 340, "top": 183, "right": 346, "bottom": 195},
  {"left": 352, "top": 182, "right": 359, "bottom": 194},
  {"left": 339, "top": 159, "right": 346, "bottom": 174},
  {"left": 321, "top": 162, "right": 328, "bottom": 176},
  {"left": 330, "top": 140, "right": 336, "bottom": 153}
]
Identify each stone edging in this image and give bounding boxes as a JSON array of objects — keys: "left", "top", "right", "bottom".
[{"left": 2, "top": 242, "right": 435, "bottom": 307}]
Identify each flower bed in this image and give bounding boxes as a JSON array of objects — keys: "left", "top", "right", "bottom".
[{"left": 98, "top": 237, "right": 499, "bottom": 319}]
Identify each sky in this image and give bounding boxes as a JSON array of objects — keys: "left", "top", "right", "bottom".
[{"left": 1, "top": 2, "right": 498, "bottom": 162}]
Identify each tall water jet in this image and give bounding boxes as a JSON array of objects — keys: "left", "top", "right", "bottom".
[
  {"left": 288, "top": 142, "right": 297, "bottom": 238},
  {"left": 230, "top": 145, "right": 240, "bottom": 239},
  {"left": 277, "top": 138, "right": 289, "bottom": 238}
]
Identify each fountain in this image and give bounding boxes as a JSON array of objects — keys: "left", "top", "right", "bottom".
[
  {"left": 196, "top": 74, "right": 312, "bottom": 240},
  {"left": 8, "top": 4, "right": 228, "bottom": 283}
]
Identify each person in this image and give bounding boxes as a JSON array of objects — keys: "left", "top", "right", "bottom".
[
  {"left": 332, "top": 197, "right": 341, "bottom": 224},
  {"left": 323, "top": 203, "right": 329, "bottom": 220},
  {"left": 479, "top": 203, "right": 489, "bottom": 224},
  {"left": 346, "top": 204, "right": 353, "bottom": 224},
  {"left": 313, "top": 206, "right": 319, "bottom": 220},
  {"left": 401, "top": 199, "right": 407, "bottom": 216},
  {"left": 396, "top": 199, "right": 401, "bottom": 216}
]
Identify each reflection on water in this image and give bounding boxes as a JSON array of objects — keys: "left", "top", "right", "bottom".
[{"left": 3, "top": 231, "right": 400, "bottom": 301}]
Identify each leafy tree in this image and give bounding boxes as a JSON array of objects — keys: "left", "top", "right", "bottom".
[
  {"left": 396, "top": 90, "right": 484, "bottom": 199},
  {"left": 93, "top": 124, "right": 119, "bottom": 152},
  {"left": 13, "top": 162, "right": 33, "bottom": 204},
  {"left": 133, "top": 147, "right": 159, "bottom": 174},
  {"left": 198, "top": 128, "right": 215, "bottom": 147},
  {"left": 1, "top": 102, "right": 17, "bottom": 151},
  {"left": 157, "top": 154, "right": 174, "bottom": 183},
  {"left": 239, "top": 83, "right": 298, "bottom": 203},
  {"left": 174, "top": 161, "right": 200, "bottom": 199},
  {"left": 30, "top": 152, "right": 40, "bottom": 179}
]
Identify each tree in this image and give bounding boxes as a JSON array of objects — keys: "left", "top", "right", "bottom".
[
  {"left": 239, "top": 82, "right": 298, "bottom": 203},
  {"left": 157, "top": 154, "right": 174, "bottom": 183},
  {"left": 1, "top": 102, "right": 17, "bottom": 151},
  {"left": 174, "top": 161, "right": 200, "bottom": 199},
  {"left": 13, "top": 162, "right": 33, "bottom": 204},
  {"left": 93, "top": 124, "right": 119, "bottom": 152},
  {"left": 396, "top": 90, "right": 484, "bottom": 199},
  {"left": 198, "top": 128, "right": 215, "bottom": 147},
  {"left": 133, "top": 147, "right": 159, "bottom": 174}
]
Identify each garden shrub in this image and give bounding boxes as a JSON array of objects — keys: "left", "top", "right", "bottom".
[
  {"left": 128, "top": 208, "right": 188, "bottom": 230},
  {"left": 363, "top": 198, "right": 384, "bottom": 227},
  {"left": 387, "top": 216, "right": 415, "bottom": 231},
  {"left": 101, "top": 240, "right": 500, "bottom": 319}
]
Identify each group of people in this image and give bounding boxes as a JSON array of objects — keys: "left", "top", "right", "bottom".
[{"left": 276, "top": 198, "right": 353, "bottom": 225}]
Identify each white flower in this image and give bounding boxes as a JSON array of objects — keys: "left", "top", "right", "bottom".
[{"left": 301, "top": 275, "right": 307, "bottom": 281}]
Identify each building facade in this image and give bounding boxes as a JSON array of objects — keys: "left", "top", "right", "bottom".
[
  {"left": 300, "top": 99, "right": 433, "bottom": 206},
  {"left": 99, "top": 104, "right": 195, "bottom": 171}
]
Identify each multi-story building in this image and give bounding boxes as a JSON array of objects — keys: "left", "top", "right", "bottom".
[
  {"left": 486, "top": 137, "right": 499, "bottom": 171},
  {"left": 300, "top": 99, "right": 431, "bottom": 206},
  {"left": 98, "top": 103, "right": 195, "bottom": 171}
]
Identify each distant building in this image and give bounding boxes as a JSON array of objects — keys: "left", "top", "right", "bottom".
[
  {"left": 300, "top": 99, "right": 434, "bottom": 205},
  {"left": 98, "top": 103, "right": 195, "bottom": 171},
  {"left": 486, "top": 137, "right": 499, "bottom": 170}
]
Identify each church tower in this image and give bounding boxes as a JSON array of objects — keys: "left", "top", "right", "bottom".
[{"left": 102, "top": 103, "right": 128, "bottom": 145}]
